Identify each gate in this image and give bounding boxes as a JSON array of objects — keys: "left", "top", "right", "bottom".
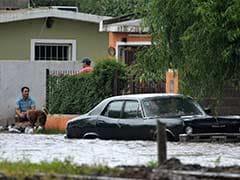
[{"left": 112, "top": 73, "right": 166, "bottom": 96}]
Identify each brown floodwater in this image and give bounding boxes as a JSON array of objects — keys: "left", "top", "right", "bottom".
[{"left": 0, "top": 133, "right": 239, "bottom": 167}]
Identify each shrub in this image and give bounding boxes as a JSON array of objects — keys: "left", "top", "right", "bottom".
[{"left": 47, "top": 59, "right": 126, "bottom": 114}]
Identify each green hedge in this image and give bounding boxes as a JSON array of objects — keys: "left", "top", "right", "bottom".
[{"left": 47, "top": 59, "right": 126, "bottom": 114}]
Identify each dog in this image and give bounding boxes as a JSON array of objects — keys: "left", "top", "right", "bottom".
[{"left": 27, "top": 107, "right": 48, "bottom": 130}]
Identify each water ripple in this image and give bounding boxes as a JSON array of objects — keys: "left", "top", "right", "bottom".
[{"left": 0, "top": 133, "right": 239, "bottom": 167}]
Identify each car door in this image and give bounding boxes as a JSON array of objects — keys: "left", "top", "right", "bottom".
[
  {"left": 118, "top": 100, "right": 155, "bottom": 140},
  {"left": 216, "top": 116, "right": 240, "bottom": 133},
  {"left": 95, "top": 100, "right": 124, "bottom": 139}
]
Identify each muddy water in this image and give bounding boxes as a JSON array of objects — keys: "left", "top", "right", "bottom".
[{"left": 0, "top": 133, "right": 239, "bottom": 167}]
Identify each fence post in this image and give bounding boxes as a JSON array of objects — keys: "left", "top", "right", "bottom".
[
  {"left": 157, "top": 120, "right": 167, "bottom": 166},
  {"left": 45, "top": 69, "right": 49, "bottom": 110},
  {"left": 112, "top": 71, "right": 118, "bottom": 96}
]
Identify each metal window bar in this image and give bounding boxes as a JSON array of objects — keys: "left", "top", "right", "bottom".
[
  {"left": 56, "top": 45, "right": 58, "bottom": 60},
  {"left": 68, "top": 44, "right": 71, "bottom": 61},
  {"left": 35, "top": 43, "right": 72, "bottom": 61},
  {"left": 44, "top": 46, "right": 46, "bottom": 60}
]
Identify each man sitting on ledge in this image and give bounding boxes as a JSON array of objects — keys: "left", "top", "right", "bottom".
[
  {"left": 15, "top": 86, "right": 36, "bottom": 122},
  {"left": 11, "top": 86, "right": 36, "bottom": 133}
]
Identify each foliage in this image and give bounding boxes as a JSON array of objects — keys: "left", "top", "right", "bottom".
[
  {"left": 96, "top": 0, "right": 145, "bottom": 17},
  {"left": 181, "top": 0, "right": 240, "bottom": 97},
  {"left": 134, "top": 46, "right": 167, "bottom": 82},
  {"left": 147, "top": 160, "right": 158, "bottom": 168},
  {"left": 145, "top": 0, "right": 196, "bottom": 69},
  {"left": 31, "top": 0, "right": 145, "bottom": 16},
  {"left": 30, "top": 0, "right": 77, "bottom": 7},
  {"left": 48, "top": 73, "right": 96, "bottom": 114},
  {"left": 214, "top": 156, "right": 222, "bottom": 167},
  {"left": 93, "top": 58, "right": 127, "bottom": 100},
  {"left": 0, "top": 159, "right": 120, "bottom": 178},
  {"left": 140, "top": 0, "right": 240, "bottom": 99},
  {"left": 133, "top": 0, "right": 196, "bottom": 90},
  {"left": 47, "top": 59, "right": 126, "bottom": 114}
]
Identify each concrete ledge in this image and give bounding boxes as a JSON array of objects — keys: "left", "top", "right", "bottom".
[
  {"left": 0, "top": 172, "right": 143, "bottom": 180},
  {"left": 45, "top": 114, "right": 78, "bottom": 131}
]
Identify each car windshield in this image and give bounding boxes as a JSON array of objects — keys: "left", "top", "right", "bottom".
[{"left": 142, "top": 96, "right": 204, "bottom": 118}]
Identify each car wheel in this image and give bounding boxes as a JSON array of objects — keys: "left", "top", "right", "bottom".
[{"left": 83, "top": 132, "right": 99, "bottom": 139}]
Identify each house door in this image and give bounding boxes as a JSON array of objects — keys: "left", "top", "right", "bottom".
[{"left": 118, "top": 45, "right": 149, "bottom": 65}]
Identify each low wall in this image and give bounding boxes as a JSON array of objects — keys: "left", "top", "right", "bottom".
[
  {"left": 0, "top": 61, "right": 82, "bottom": 126},
  {"left": 45, "top": 114, "right": 78, "bottom": 131}
]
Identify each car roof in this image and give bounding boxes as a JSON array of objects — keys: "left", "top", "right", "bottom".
[
  {"left": 106, "top": 93, "right": 184, "bottom": 101},
  {"left": 88, "top": 93, "right": 193, "bottom": 116}
]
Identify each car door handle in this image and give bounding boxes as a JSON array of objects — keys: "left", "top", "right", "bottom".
[{"left": 96, "top": 120, "right": 105, "bottom": 126}]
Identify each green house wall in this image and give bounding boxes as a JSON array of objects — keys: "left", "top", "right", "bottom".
[{"left": 0, "top": 18, "right": 109, "bottom": 61}]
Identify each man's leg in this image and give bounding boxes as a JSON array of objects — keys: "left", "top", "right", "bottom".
[{"left": 13, "top": 113, "right": 30, "bottom": 133}]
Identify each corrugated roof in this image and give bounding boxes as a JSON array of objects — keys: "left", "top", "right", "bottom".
[
  {"left": 0, "top": 7, "right": 111, "bottom": 24},
  {"left": 100, "top": 18, "right": 149, "bottom": 32}
]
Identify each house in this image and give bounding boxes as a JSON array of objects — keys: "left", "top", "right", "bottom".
[
  {"left": 0, "top": 7, "right": 111, "bottom": 126},
  {"left": 99, "top": 14, "right": 151, "bottom": 65},
  {"left": 100, "top": 15, "right": 177, "bottom": 93},
  {"left": 0, "top": 7, "right": 110, "bottom": 61}
]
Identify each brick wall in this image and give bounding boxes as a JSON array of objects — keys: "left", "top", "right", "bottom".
[
  {"left": 166, "top": 70, "right": 178, "bottom": 94},
  {"left": 165, "top": 70, "right": 239, "bottom": 115},
  {"left": 109, "top": 32, "right": 151, "bottom": 48},
  {"left": 202, "top": 86, "right": 240, "bottom": 115}
]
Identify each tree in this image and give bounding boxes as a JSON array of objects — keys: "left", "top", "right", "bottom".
[
  {"left": 31, "top": 0, "right": 144, "bottom": 16},
  {"left": 30, "top": 0, "right": 77, "bottom": 7},
  {"left": 181, "top": 0, "right": 240, "bottom": 97},
  {"left": 97, "top": 0, "right": 145, "bottom": 16},
  {"left": 139, "top": 0, "right": 240, "bottom": 98},
  {"left": 135, "top": 0, "right": 196, "bottom": 83}
]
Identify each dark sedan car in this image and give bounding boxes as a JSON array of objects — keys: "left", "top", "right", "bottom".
[{"left": 66, "top": 94, "right": 240, "bottom": 141}]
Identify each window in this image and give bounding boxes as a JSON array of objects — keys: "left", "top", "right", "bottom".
[
  {"left": 35, "top": 43, "right": 70, "bottom": 61},
  {"left": 142, "top": 97, "right": 203, "bottom": 118},
  {"left": 31, "top": 39, "right": 76, "bottom": 61},
  {"left": 116, "top": 41, "right": 151, "bottom": 65},
  {"left": 102, "top": 101, "right": 124, "bottom": 118},
  {"left": 123, "top": 101, "right": 141, "bottom": 119}
]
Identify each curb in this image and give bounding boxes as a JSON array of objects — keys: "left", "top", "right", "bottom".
[{"left": 0, "top": 173, "right": 144, "bottom": 180}]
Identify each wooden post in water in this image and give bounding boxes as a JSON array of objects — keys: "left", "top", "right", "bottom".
[
  {"left": 45, "top": 69, "right": 50, "bottom": 110},
  {"left": 157, "top": 120, "right": 167, "bottom": 166}
]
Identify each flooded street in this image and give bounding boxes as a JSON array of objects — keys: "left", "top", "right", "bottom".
[{"left": 0, "top": 133, "right": 240, "bottom": 167}]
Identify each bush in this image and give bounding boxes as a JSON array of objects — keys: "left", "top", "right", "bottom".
[{"left": 47, "top": 59, "right": 126, "bottom": 114}]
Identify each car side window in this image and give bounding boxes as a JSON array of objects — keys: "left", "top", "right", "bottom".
[
  {"left": 102, "top": 101, "right": 124, "bottom": 118},
  {"left": 123, "top": 100, "right": 142, "bottom": 119}
]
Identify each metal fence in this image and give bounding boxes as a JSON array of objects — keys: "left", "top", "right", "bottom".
[
  {"left": 47, "top": 69, "right": 166, "bottom": 104},
  {"left": 46, "top": 69, "right": 79, "bottom": 76},
  {"left": 110, "top": 72, "right": 166, "bottom": 96}
]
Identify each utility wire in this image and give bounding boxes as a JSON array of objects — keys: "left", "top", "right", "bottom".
[{"left": 38, "top": 17, "right": 48, "bottom": 38}]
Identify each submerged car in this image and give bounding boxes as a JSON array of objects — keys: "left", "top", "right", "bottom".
[{"left": 66, "top": 94, "right": 240, "bottom": 141}]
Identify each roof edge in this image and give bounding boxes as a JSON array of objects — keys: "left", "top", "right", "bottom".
[{"left": 0, "top": 8, "right": 111, "bottom": 24}]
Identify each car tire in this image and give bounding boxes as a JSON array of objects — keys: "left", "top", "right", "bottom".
[{"left": 83, "top": 132, "right": 99, "bottom": 139}]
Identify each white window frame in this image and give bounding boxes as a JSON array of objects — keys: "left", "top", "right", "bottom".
[
  {"left": 31, "top": 39, "right": 76, "bottom": 61},
  {"left": 115, "top": 41, "right": 151, "bottom": 62}
]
